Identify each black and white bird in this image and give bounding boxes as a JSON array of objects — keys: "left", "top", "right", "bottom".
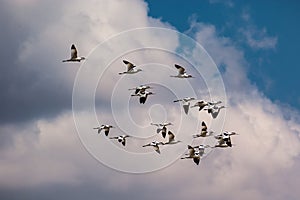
[
  {"left": 193, "top": 121, "right": 214, "bottom": 138},
  {"left": 119, "top": 60, "right": 142, "bottom": 75},
  {"left": 150, "top": 122, "right": 173, "bottom": 138},
  {"left": 205, "top": 105, "right": 225, "bottom": 119},
  {"left": 191, "top": 100, "right": 209, "bottom": 111},
  {"left": 93, "top": 125, "right": 114, "bottom": 136},
  {"left": 142, "top": 141, "right": 165, "bottom": 154},
  {"left": 128, "top": 85, "right": 152, "bottom": 95},
  {"left": 214, "top": 133, "right": 233, "bottom": 148},
  {"left": 181, "top": 145, "right": 201, "bottom": 165},
  {"left": 170, "top": 64, "right": 194, "bottom": 78},
  {"left": 164, "top": 131, "right": 181, "bottom": 145},
  {"left": 109, "top": 135, "right": 130, "bottom": 146},
  {"left": 173, "top": 97, "right": 196, "bottom": 114},
  {"left": 62, "top": 44, "right": 85, "bottom": 62},
  {"left": 131, "top": 90, "right": 154, "bottom": 104}
]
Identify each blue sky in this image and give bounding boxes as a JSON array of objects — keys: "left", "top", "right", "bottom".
[{"left": 147, "top": 0, "right": 300, "bottom": 109}]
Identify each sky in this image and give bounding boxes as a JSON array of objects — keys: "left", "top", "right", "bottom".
[{"left": 0, "top": 0, "right": 300, "bottom": 200}]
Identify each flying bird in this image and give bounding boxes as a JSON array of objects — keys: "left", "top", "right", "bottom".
[
  {"left": 128, "top": 85, "right": 152, "bottom": 95},
  {"left": 93, "top": 125, "right": 114, "bottom": 136},
  {"left": 170, "top": 64, "right": 194, "bottom": 78},
  {"left": 109, "top": 135, "right": 130, "bottom": 146},
  {"left": 191, "top": 100, "right": 209, "bottom": 111},
  {"left": 62, "top": 44, "right": 85, "bottom": 62},
  {"left": 173, "top": 97, "right": 196, "bottom": 114},
  {"left": 150, "top": 122, "right": 173, "bottom": 138},
  {"left": 193, "top": 121, "right": 214, "bottom": 138},
  {"left": 205, "top": 105, "right": 225, "bottom": 119},
  {"left": 181, "top": 145, "right": 201, "bottom": 165},
  {"left": 142, "top": 141, "right": 165, "bottom": 154},
  {"left": 131, "top": 91, "right": 154, "bottom": 104},
  {"left": 164, "top": 131, "right": 181, "bottom": 145},
  {"left": 214, "top": 133, "right": 233, "bottom": 148},
  {"left": 119, "top": 60, "right": 142, "bottom": 75}
]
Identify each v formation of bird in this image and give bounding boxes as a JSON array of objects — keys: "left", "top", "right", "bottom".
[{"left": 63, "top": 44, "right": 238, "bottom": 166}]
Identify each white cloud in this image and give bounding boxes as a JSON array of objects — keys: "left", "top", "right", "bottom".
[
  {"left": 240, "top": 26, "right": 278, "bottom": 50},
  {"left": 0, "top": 0, "right": 300, "bottom": 200}
]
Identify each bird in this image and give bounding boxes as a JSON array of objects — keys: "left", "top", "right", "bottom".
[
  {"left": 164, "top": 131, "right": 181, "bottom": 145},
  {"left": 62, "top": 44, "right": 85, "bottom": 62},
  {"left": 109, "top": 135, "right": 130, "bottom": 146},
  {"left": 142, "top": 141, "right": 165, "bottom": 154},
  {"left": 223, "top": 131, "right": 238, "bottom": 136},
  {"left": 150, "top": 122, "right": 173, "bottom": 138},
  {"left": 131, "top": 91, "right": 154, "bottom": 104},
  {"left": 193, "top": 121, "right": 214, "bottom": 138},
  {"left": 197, "top": 144, "right": 211, "bottom": 156},
  {"left": 173, "top": 97, "right": 196, "bottom": 114},
  {"left": 181, "top": 145, "right": 201, "bottom": 165},
  {"left": 191, "top": 100, "right": 209, "bottom": 111},
  {"left": 128, "top": 85, "right": 152, "bottom": 95},
  {"left": 205, "top": 105, "right": 225, "bottom": 119},
  {"left": 119, "top": 60, "right": 142, "bottom": 75},
  {"left": 170, "top": 64, "right": 194, "bottom": 78},
  {"left": 214, "top": 133, "right": 232, "bottom": 148},
  {"left": 93, "top": 125, "right": 114, "bottom": 136}
]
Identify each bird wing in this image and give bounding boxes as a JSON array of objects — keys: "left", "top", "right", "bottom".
[
  {"left": 174, "top": 64, "right": 185, "bottom": 75},
  {"left": 168, "top": 131, "right": 175, "bottom": 143},
  {"left": 151, "top": 123, "right": 160, "bottom": 127},
  {"left": 154, "top": 145, "right": 160, "bottom": 154},
  {"left": 187, "top": 145, "right": 195, "bottom": 156},
  {"left": 202, "top": 121, "right": 207, "bottom": 131},
  {"left": 123, "top": 60, "right": 135, "bottom": 71},
  {"left": 109, "top": 136, "right": 118, "bottom": 139},
  {"left": 139, "top": 96, "right": 146, "bottom": 104},
  {"left": 173, "top": 99, "right": 182, "bottom": 102},
  {"left": 193, "top": 156, "right": 200, "bottom": 165},
  {"left": 71, "top": 44, "right": 77, "bottom": 59},
  {"left": 183, "top": 104, "right": 190, "bottom": 114},
  {"left": 161, "top": 127, "right": 167, "bottom": 138},
  {"left": 121, "top": 140, "right": 126, "bottom": 146}
]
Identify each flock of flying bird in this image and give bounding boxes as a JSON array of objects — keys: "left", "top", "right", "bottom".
[{"left": 63, "top": 44, "right": 238, "bottom": 165}]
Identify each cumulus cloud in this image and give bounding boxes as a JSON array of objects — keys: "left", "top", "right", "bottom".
[
  {"left": 240, "top": 26, "right": 278, "bottom": 50},
  {"left": 0, "top": 0, "right": 300, "bottom": 200}
]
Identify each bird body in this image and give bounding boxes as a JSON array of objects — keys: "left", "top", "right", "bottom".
[
  {"left": 171, "top": 64, "right": 194, "bottom": 78},
  {"left": 173, "top": 97, "right": 196, "bottom": 114},
  {"left": 205, "top": 105, "right": 225, "bottom": 119},
  {"left": 131, "top": 90, "right": 154, "bottom": 104},
  {"left": 191, "top": 100, "right": 209, "bottom": 111},
  {"left": 164, "top": 131, "right": 181, "bottom": 145},
  {"left": 119, "top": 60, "right": 142, "bottom": 75},
  {"left": 214, "top": 133, "right": 233, "bottom": 148},
  {"left": 93, "top": 125, "right": 114, "bottom": 136},
  {"left": 193, "top": 121, "right": 214, "bottom": 138},
  {"left": 142, "top": 141, "right": 165, "bottom": 154},
  {"left": 181, "top": 145, "right": 201, "bottom": 165},
  {"left": 62, "top": 44, "right": 85, "bottom": 62},
  {"left": 129, "top": 85, "right": 152, "bottom": 95},
  {"left": 109, "top": 135, "right": 130, "bottom": 146},
  {"left": 150, "top": 122, "right": 173, "bottom": 138}
]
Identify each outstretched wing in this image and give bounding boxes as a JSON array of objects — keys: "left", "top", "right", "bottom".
[
  {"left": 174, "top": 64, "right": 185, "bottom": 75},
  {"left": 193, "top": 156, "right": 200, "bottom": 165},
  {"left": 201, "top": 121, "right": 208, "bottom": 132},
  {"left": 168, "top": 131, "right": 175, "bottom": 143},
  {"left": 71, "top": 44, "right": 77, "bottom": 59},
  {"left": 123, "top": 60, "right": 135, "bottom": 71},
  {"left": 183, "top": 104, "right": 189, "bottom": 114}
]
